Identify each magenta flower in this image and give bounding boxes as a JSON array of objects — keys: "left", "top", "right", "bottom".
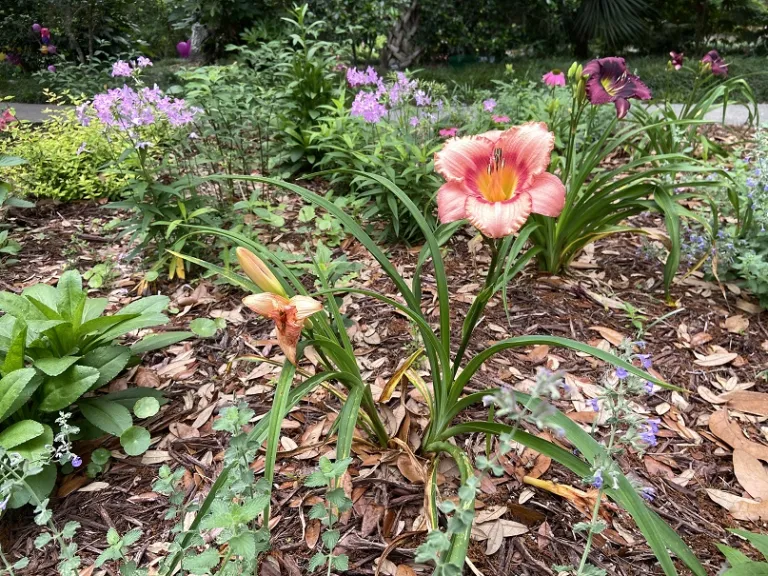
[
  {"left": 47, "top": 65, "right": 56, "bottom": 73},
  {"left": 669, "top": 51, "right": 684, "bottom": 70},
  {"left": 542, "top": 70, "right": 566, "bottom": 87},
  {"left": 32, "top": 23, "right": 41, "bottom": 33},
  {"left": 438, "top": 127, "right": 458, "bottom": 138},
  {"left": 583, "top": 57, "right": 651, "bottom": 119},
  {"left": 176, "top": 40, "right": 191, "bottom": 59},
  {"left": 483, "top": 99, "right": 497, "bottom": 113},
  {"left": 701, "top": 50, "right": 728, "bottom": 77},
  {"left": 350, "top": 91, "right": 387, "bottom": 123},
  {"left": 492, "top": 115, "right": 510, "bottom": 123}
]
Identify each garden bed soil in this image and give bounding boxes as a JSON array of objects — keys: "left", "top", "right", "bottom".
[{"left": 1, "top": 195, "right": 767, "bottom": 576}]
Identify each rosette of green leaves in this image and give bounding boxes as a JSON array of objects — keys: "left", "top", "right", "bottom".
[{"left": 0, "top": 270, "right": 192, "bottom": 485}]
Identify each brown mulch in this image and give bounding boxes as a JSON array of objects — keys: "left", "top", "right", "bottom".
[{"left": 1, "top": 189, "right": 766, "bottom": 576}]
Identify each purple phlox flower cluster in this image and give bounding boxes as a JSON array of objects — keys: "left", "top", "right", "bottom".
[
  {"left": 84, "top": 84, "right": 199, "bottom": 131},
  {"left": 483, "top": 98, "right": 497, "bottom": 112},
  {"left": 351, "top": 91, "right": 388, "bottom": 123},
  {"left": 136, "top": 56, "right": 153, "bottom": 68},
  {"left": 347, "top": 66, "right": 380, "bottom": 87},
  {"left": 639, "top": 419, "right": 660, "bottom": 446},
  {"left": 388, "top": 72, "right": 417, "bottom": 105},
  {"left": 414, "top": 89, "right": 431, "bottom": 107},
  {"left": 112, "top": 60, "right": 133, "bottom": 77},
  {"left": 409, "top": 116, "right": 420, "bottom": 127},
  {"left": 615, "top": 367, "right": 628, "bottom": 380}
]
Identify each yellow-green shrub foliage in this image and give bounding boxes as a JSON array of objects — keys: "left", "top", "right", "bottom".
[{"left": 0, "top": 110, "right": 132, "bottom": 201}]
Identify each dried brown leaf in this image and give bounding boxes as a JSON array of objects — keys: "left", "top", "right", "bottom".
[
  {"left": 706, "top": 489, "right": 768, "bottom": 521},
  {"left": 723, "top": 391, "right": 768, "bottom": 417},
  {"left": 733, "top": 449, "right": 768, "bottom": 501},
  {"left": 709, "top": 410, "right": 768, "bottom": 462},
  {"left": 589, "top": 326, "right": 626, "bottom": 346},
  {"left": 724, "top": 315, "right": 749, "bottom": 334},
  {"left": 693, "top": 352, "right": 738, "bottom": 367}
]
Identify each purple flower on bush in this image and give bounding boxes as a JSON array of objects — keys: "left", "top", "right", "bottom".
[
  {"left": 615, "top": 367, "right": 628, "bottom": 379},
  {"left": 483, "top": 98, "right": 497, "bottom": 112},
  {"left": 414, "top": 89, "right": 431, "bottom": 107},
  {"left": 409, "top": 116, "right": 419, "bottom": 127},
  {"left": 32, "top": 23, "right": 41, "bottom": 33},
  {"left": 350, "top": 91, "right": 387, "bottom": 123},
  {"left": 591, "top": 469, "right": 603, "bottom": 489},
  {"left": 701, "top": 50, "right": 728, "bottom": 77},
  {"left": 640, "top": 419, "right": 660, "bottom": 446},
  {"left": 111, "top": 60, "right": 132, "bottom": 77},
  {"left": 176, "top": 40, "right": 191, "bottom": 59},
  {"left": 638, "top": 354, "right": 652, "bottom": 369},
  {"left": 71, "top": 455, "right": 82, "bottom": 468},
  {"left": 347, "top": 66, "right": 379, "bottom": 87},
  {"left": 584, "top": 57, "right": 652, "bottom": 119},
  {"left": 137, "top": 56, "right": 153, "bottom": 68}
]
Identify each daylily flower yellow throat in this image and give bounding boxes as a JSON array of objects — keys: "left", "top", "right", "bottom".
[
  {"left": 435, "top": 122, "right": 566, "bottom": 238},
  {"left": 237, "top": 247, "right": 322, "bottom": 365}
]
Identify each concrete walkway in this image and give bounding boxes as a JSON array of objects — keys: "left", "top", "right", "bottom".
[{"left": 5, "top": 101, "right": 768, "bottom": 126}]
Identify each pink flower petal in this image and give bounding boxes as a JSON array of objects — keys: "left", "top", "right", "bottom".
[
  {"left": 434, "top": 135, "right": 494, "bottom": 181},
  {"left": 437, "top": 181, "right": 470, "bottom": 223},
  {"left": 478, "top": 129, "right": 504, "bottom": 143},
  {"left": 496, "top": 122, "right": 555, "bottom": 188},
  {"left": 465, "top": 193, "right": 533, "bottom": 238},
  {"left": 526, "top": 172, "right": 566, "bottom": 217}
]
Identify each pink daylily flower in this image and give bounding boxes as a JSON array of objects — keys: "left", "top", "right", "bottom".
[
  {"left": 669, "top": 51, "right": 684, "bottom": 70},
  {"left": 583, "top": 57, "right": 651, "bottom": 119},
  {"left": 435, "top": 123, "right": 566, "bottom": 238},
  {"left": 701, "top": 50, "right": 728, "bottom": 77},
  {"left": 243, "top": 293, "right": 322, "bottom": 365},
  {"left": 542, "top": 70, "right": 566, "bottom": 87}
]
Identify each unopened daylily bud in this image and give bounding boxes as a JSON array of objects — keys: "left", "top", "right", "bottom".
[
  {"left": 576, "top": 76, "right": 587, "bottom": 103},
  {"left": 567, "top": 61, "right": 578, "bottom": 80},
  {"left": 236, "top": 247, "right": 286, "bottom": 296}
]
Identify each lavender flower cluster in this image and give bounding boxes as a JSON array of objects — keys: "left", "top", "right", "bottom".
[
  {"left": 78, "top": 83, "right": 201, "bottom": 134},
  {"left": 112, "top": 57, "right": 153, "bottom": 78},
  {"left": 346, "top": 66, "right": 440, "bottom": 125}
]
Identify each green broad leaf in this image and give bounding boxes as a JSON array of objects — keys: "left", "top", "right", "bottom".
[
  {"left": 716, "top": 544, "right": 752, "bottom": 567},
  {"left": 22, "top": 283, "right": 59, "bottom": 311},
  {"left": 79, "top": 398, "right": 133, "bottom": 436},
  {"left": 34, "top": 356, "right": 81, "bottom": 377},
  {"left": 93, "top": 314, "right": 169, "bottom": 344},
  {"left": 130, "top": 331, "right": 193, "bottom": 355},
  {"left": 0, "top": 374, "right": 42, "bottom": 425},
  {"left": 118, "top": 295, "right": 170, "bottom": 316},
  {"left": 134, "top": 397, "right": 160, "bottom": 419},
  {"left": 0, "top": 420, "right": 44, "bottom": 449},
  {"left": 228, "top": 532, "right": 257, "bottom": 558},
  {"left": 91, "top": 447, "right": 111, "bottom": 465},
  {"left": 730, "top": 529, "right": 768, "bottom": 561},
  {"left": 56, "top": 270, "right": 86, "bottom": 326},
  {"left": 12, "top": 424, "right": 52, "bottom": 460},
  {"left": 181, "top": 548, "right": 220, "bottom": 575},
  {"left": 78, "top": 314, "right": 141, "bottom": 338},
  {"left": 0, "top": 320, "right": 26, "bottom": 376},
  {"left": 81, "top": 346, "right": 131, "bottom": 389},
  {"left": 7, "top": 463, "right": 56, "bottom": 509},
  {"left": 120, "top": 426, "right": 151, "bottom": 456},
  {"left": 82, "top": 298, "right": 108, "bottom": 322},
  {"left": 38, "top": 365, "right": 100, "bottom": 412},
  {"left": 723, "top": 563, "right": 768, "bottom": 576},
  {"left": 189, "top": 318, "right": 218, "bottom": 338},
  {"left": 0, "top": 292, "right": 47, "bottom": 321},
  {"left": 0, "top": 155, "right": 26, "bottom": 167},
  {"left": 0, "top": 368, "right": 37, "bottom": 422}
]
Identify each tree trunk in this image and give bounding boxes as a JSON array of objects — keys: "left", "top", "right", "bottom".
[
  {"left": 61, "top": 2, "right": 86, "bottom": 64},
  {"left": 380, "top": 0, "right": 423, "bottom": 69}
]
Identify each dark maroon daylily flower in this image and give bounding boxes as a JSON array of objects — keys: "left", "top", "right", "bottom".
[
  {"left": 701, "top": 50, "right": 728, "bottom": 77},
  {"left": 669, "top": 51, "right": 684, "bottom": 70},
  {"left": 583, "top": 57, "right": 652, "bottom": 119}
]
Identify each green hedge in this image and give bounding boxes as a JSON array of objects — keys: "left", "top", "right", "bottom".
[{"left": 418, "top": 54, "right": 768, "bottom": 102}]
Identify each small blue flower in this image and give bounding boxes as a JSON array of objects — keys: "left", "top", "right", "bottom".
[
  {"left": 640, "top": 486, "right": 656, "bottom": 501},
  {"left": 637, "top": 354, "right": 652, "bottom": 369},
  {"left": 644, "top": 381, "right": 654, "bottom": 395},
  {"left": 746, "top": 178, "right": 756, "bottom": 187},
  {"left": 588, "top": 398, "right": 600, "bottom": 411},
  {"left": 71, "top": 455, "right": 82, "bottom": 468},
  {"left": 754, "top": 168, "right": 762, "bottom": 176},
  {"left": 615, "top": 367, "right": 628, "bottom": 380},
  {"left": 591, "top": 469, "right": 604, "bottom": 489}
]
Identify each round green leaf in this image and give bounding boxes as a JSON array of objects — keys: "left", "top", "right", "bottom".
[
  {"left": 134, "top": 397, "right": 160, "bottom": 419},
  {"left": 189, "top": 318, "right": 218, "bottom": 338},
  {"left": 120, "top": 426, "right": 151, "bottom": 456},
  {"left": 91, "top": 447, "right": 111, "bottom": 465}
]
